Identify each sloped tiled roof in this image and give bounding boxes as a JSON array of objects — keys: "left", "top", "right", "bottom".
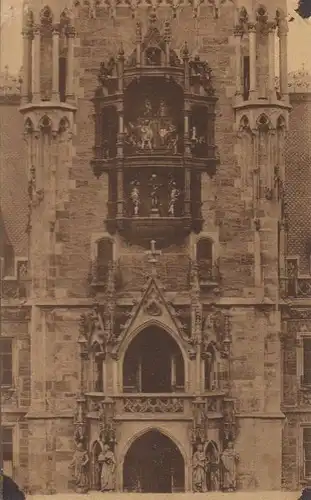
[{"left": 0, "top": 69, "right": 28, "bottom": 257}]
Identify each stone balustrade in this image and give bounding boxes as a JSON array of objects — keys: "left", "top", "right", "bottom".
[{"left": 280, "top": 276, "right": 311, "bottom": 298}]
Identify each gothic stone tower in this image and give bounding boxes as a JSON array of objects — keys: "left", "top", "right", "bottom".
[{"left": 19, "top": 0, "right": 289, "bottom": 493}]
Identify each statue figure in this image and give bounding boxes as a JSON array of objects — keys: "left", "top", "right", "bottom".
[
  {"left": 99, "top": 443, "right": 116, "bottom": 492},
  {"left": 149, "top": 174, "right": 162, "bottom": 213},
  {"left": 158, "top": 99, "right": 169, "bottom": 118},
  {"left": 220, "top": 442, "right": 239, "bottom": 492},
  {"left": 143, "top": 99, "right": 153, "bottom": 118},
  {"left": 167, "top": 124, "right": 179, "bottom": 154},
  {"left": 192, "top": 442, "right": 208, "bottom": 492},
  {"left": 130, "top": 180, "right": 140, "bottom": 216},
  {"left": 140, "top": 120, "right": 153, "bottom": 150},
  {"left": 168, "top": 180, "right": 181, "bottom": 217},
  {"left": 69, "top": 442, "right": 90, "bottom": 493}
]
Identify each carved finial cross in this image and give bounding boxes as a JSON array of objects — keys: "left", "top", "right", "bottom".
[{"left": 145, "top": 240, "right": 162, "bottom": 278}]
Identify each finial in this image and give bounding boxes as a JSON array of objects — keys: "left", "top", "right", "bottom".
[
  {"left": 181, "top": 41, "right": 189, "bottom": 59},
  {"left": 145, "top": 240, "right": 162, "bottom": 279},
  {"left": 149, "top": 8, "right": 157, "bottom": 25},
  {"left": 118, "top": 42, "right": 125, "bottom": 59}
]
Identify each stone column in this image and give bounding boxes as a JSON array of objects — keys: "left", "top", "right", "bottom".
[
  {"left": 66, "top": 26, "right": 76, "bottom": 101},
  {"left": 184, "top": 168, "right": 191, "bottom": 216},
  {"left": 135, "top": 21, "right": 142, "bottom": 66},
  {"left": 32, "top": 24, "right": 41, "bottom": 103},
  {"left": 268, "top": 22, "right": 276, "bottom": 99},
  {"left": 116, "top": 168, "right": 124, "bottom": 217},
  {"left": 278, "top": 24, "right": 288, "bottom": 101},
  {"left": 248, "top": 23, "right": 257, "bottom": 99},
  {"left": 21, "top": 29, "right": 32, "bottom": 104},
  {"left": 184, "top": 100, "right": 191, "bottom": 157},
  {"left": 234, "top": 26, "right": 242, "bottom": 99},
  {"left": 117, "top": 105, "right": 124, "bottom": 158},
  {"left": 52, "top": 24, "right": 60, "bottom": 101}
]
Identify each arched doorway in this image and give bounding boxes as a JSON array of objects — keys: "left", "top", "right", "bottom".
[
  {"left": 123, "top": 326, "right": 185, "bottom": 393},
  {"left": 123, "top": 430, "right": 185, "bottom": 492}
]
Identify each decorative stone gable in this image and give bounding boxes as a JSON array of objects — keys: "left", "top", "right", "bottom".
[{"left": 111, "top": 277, "right": 190, "bottom": 357}]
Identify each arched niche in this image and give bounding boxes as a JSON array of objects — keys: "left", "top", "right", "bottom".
[
  {"left": 96, "top": 237, "right": 114, "bottom": 282},
  {"left": 123, "top": 79, "right": 184, "bottom": 155},
  {"left": 122, "top": 325, "right": 185, "bottom": 393},
  {"left": 196, "top": 237, "right": 214, "bottom": 281},
  {"left": 124, "top": 169, "right": 184, "bottom": 218},
  {"left": 205, "top": 440, "right": 220, "bottom": 491},
  {"left": 203, "top": 342, "right": 219, "bottom": 391},
  {"left": 90, "top": 440, "right": 103, "bottom": 490},
  {"left": 123, "top": 429, "right": 185, "bottom": 492}
]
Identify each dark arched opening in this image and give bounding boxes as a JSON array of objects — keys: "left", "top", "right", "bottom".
[
  {"left": 123, "top": 430, "right": 185, "bottom": 492},
  {"left": 123, "top": 326, "right": 185, "bottom": 393}
]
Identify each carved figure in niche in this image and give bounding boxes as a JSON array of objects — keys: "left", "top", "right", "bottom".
[
  {"left": 206, "top": 441, "right": 220, "bottom": 491},
  {"left": 140, "top": 121, "right": 154, "bottom": 150},
  {"left": 192, "top": 442, "right": 208, "bottom": 492},
  {"left": 149, "top": 174, "right": 163, "bottom": 213},
  {"left": 70, "top": 442, "right": 90, "bottom": 493},
  {"left": 130, "top": 180, "right": 140, "bottom": 216},
  {"left": 158, "top": 99, "right": 169, "bottom": 118},
  {"left": 145, "top": 46, "right": 161, "bottom": 65},
  {"left": 99, "top": 443, "right": 116, "bottom": 491},
  {"left": 168, "top": 180, "right": 181, "bottom": 217},
  {"left": 220, "top": 442, "right": 239, "bottom": 492},
  {"left": 99, "top": 57, "right": 115, "bottom": 84},
  {"left": 143, "top": 99, "right": 153, "bottom": 118}
]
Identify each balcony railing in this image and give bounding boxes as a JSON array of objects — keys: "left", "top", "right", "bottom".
[
  {"left": 280, "top": 277, "right": 311, "bottom": 299},
  {"left": 1, "top": 277, "right": 27, "bottom": 300},
  {"left": 197, "top": 259, "right": 220, "bottom": 288},
  {"left": 85, "top": 392, "right": 226, "bottom": 418},
  {"left": 120, "top": 395, "right": 186, "bottom": 414}
]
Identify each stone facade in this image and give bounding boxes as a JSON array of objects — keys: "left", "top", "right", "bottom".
[{"left": 0, "top": 0, "right": 311, "bottom": 495}]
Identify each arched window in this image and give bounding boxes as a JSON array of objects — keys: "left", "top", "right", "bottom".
[
  {"left": 96, "top": 238, "right": 113, "bottom": 282},
  {"left": 197, "top": 238, "right": 213, "bottom": 282},
  {"left": 123, "top": 326, "right": 185, "bottom": 393}
]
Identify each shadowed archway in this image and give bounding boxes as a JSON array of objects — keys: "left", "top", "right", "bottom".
[
  {"left": 123, "top": 429, "right": 185, "bottom": 492},
  {"left": 122, "top": 325, "right": 185, "bottom": 393}
]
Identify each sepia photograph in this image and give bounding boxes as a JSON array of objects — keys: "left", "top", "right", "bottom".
[{"left": 0, "top": 0, "right": 310, "bottom": 498}]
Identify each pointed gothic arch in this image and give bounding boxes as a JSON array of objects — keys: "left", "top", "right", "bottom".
[
  {"left": 40, "top": 5, "right": 53, "bottom": 24},
  {"left": 204, "top": 440, "right": 220, "bottom": 491},
  {"left": 122, "top": 323, "right": 185, "bottom": 393},
  {"left": 257, "top": 113, "right": 271, "bottom": 131},
  {"left": 24, "top": 117, "right": 34, "bottom": 134},
  {"left": 119, "top": 317, "right": 188, "bottom": 368},
  {"left": 121, "top": 427, "right": 186, "bottom": 492},
  {"left": 90, "top": 440, "right": 103, "bottom": 490}
]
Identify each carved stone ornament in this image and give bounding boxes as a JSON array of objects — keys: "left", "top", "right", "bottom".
[
  {"left": 202, "top": 309, "right": 231, "bottom": 358},
  {"left": 98, "top": 399, "right": 116, "bottom": 446},
  {"left": 301, "top": 391, "right": 311, "bottom": 406},
  {"left": 69, "top": 442, "right": 90, "bottom": 494},
  {"left": 143, "top": 298, "right": 162, "bottom": 316},
  {"left": 74, "top": 397, "right": 88, "bottom": 446},
  {"left": 1, "top": 307, "right": 31, "bottom": 322},
  {"left": 123, "top": 396, "right": 184, "bottom": 413},
  {"left": 222, "top": 399, "right": 237, "bottom": 447},
  {"left": 1, "top": 387, "right": 17, "bottom": 405}
]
